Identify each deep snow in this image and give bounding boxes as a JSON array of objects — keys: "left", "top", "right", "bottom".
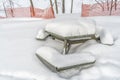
[{"left": 0, "top": 15, "right": 120, "bottom": 80}]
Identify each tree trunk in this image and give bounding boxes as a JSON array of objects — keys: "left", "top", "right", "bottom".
[
  {"left": 3, "top": 3, "right": 7, "bottom": 17},
  {"left": 62, "top": 0, "right": 65, "bottom": 13},
  {"left": 49, "top": 0, "right": 53, "bottom": 7},
  {"left": 71, "top": 0, "right": 73, "bottom": 13},
  {"left": 107, "top": 0, "right": 109, "bottom": 11},
  {"left": 30, "top": 0, "right": 35, "bottom": 17},
  {"left": 95, "top": 0, "right": 104, "bottom": 11},
  {"left": 115, "top": 0, "right": 117, "bottom": 10},
  {"left": 110, "top": 0, "right": 113, "bottom": 15},
  {"left": 54, "top": 0, "right": 58, "bottom": 14},
  {"left": 9, "top": 0, "right": 14, "bottom": 17}
]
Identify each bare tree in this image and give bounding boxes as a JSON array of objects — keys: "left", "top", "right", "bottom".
[
  {"left": 62, "top": 0, "right": 65, "bottom": 13},
  {"left": 109, "top": 0, "right": 118, "bottom": 14},
  {"left": 71, "top": 0, "right": 73, "bottom": 13},
  {"left": 3, "top": 2, "right": 7, "bottom": 17},
  {"left": 29, "top": 0, "right": 35, "bottom": 17},
  {"left": 95, "top": 0, "right": 105, "bottom": 11},
  {"left": 8, "top": 0, "right": 14, "bottom": 17},
  {"left": 105, "top": 0, "right": 118, "bottom": 11},
  {"left": 49, "top": 0, "right": 53, "bottom": 7},
  {"left": 114, "top": 0, "right": 118, "bottom": 10},
  {"left": 94, "top": 0, "right": 119, "bottom": 15},
  {"left": 2, "top": 0, "right": 22, "bottom": 18},
  {"left": 54, "top": 0, "right": 58, "bottom": 14},
  {"left": 106, "top": 0, "right": 109, "bottom": 10},
  {"left": 110, "top": 0, "right": 114, "bottom": 15}
]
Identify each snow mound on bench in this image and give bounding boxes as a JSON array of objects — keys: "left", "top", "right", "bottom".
[{"left": 36, "top": 46, "right": 96, "bottom": 68}]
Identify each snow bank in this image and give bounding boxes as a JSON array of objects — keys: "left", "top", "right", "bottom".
[
  {"left": 0, "top": 18, "right": 44, "bottom": 22},
  {"left": 0, "top": 71, "right": 35, "bottom": 80},
  {"left": 0, "top": 16, "right": 120, "bottom": 80}
]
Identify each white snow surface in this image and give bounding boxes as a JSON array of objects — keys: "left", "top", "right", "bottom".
[{"left": 0, "top": 15, "right": 120, "bottom": 80}]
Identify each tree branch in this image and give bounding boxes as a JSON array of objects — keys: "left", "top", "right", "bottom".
[{"left": 95, "top": 0, "right": 104, "bottom": 11}]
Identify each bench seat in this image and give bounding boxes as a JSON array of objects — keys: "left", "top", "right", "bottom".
[{"left": 36, "top": 46, "right": 96, "bottom": 72}]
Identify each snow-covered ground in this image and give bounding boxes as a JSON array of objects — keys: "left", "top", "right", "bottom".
[{"left": 0, "top": 15, "right": 120, "bottom": 80}]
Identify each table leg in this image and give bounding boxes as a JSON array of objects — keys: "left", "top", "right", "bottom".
[{"left": 62, "top": 40, "right": 71, "bottom": 54}]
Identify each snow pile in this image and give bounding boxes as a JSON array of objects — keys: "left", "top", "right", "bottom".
[
  {"left": 95, "top": 25, "right": 103, "bottom": 38},
  {"left": 36, "top": 29, "right": 49, "bottom": 40},
  {"left": 95, "top": 25, "right": 114, "bottom": 45},
  {"left": 100, "top": 29, "right": 114, "bottom": 45}
]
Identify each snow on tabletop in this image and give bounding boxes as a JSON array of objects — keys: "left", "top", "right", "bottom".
[
  {"left": 45, "top": 18, "right": 96, "bottom": 37},
  {"left": 36, "top": 46, "right": 95, "bottom": 68}
]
